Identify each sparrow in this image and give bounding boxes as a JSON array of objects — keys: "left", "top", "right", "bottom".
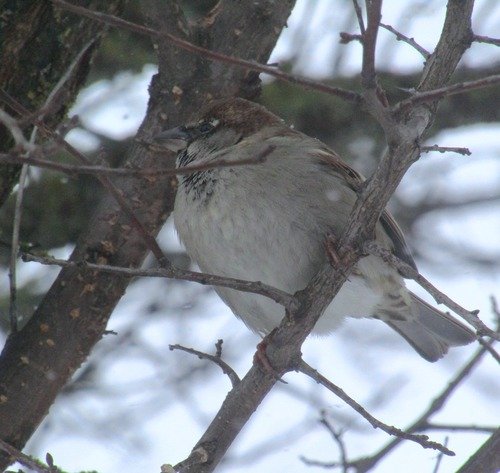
[{"left": 156, "top": 97, "right": 475, "bottom": 361}]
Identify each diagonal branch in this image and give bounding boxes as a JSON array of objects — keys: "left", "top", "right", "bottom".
[
  {"left": 0, "top": 90, "right": 170, "bottom": 267},
  {"left": 380, "top": 23, "right": 430, "bottom": 58},
  {"left": 167, "top": 2, "right": 485, "bottom": 472},
  {"left": 50, "top": 0, "right": 361, "bottom": 103},
  {"left": 364, "top": 241, "right": 499, "bottom": 341},
  {"left": 298, "top": 360, "right": 453, "bottom": 455},
  {"left": 351, "top": 344, "right": 492, "bottom": 472},
  {"left": 0, "top": 3, "right": 296, "bottom": 470}
]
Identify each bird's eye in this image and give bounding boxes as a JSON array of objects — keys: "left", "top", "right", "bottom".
[
  {"left": 198, "top": 122, "right": 215, "bottom": 134},
  {"left": 198, "top": 119, "right": 219, "bottom": 135}
]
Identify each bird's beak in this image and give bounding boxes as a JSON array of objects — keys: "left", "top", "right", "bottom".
[{"left": 154, "top": 126, "right": 192, "bottom": 152}]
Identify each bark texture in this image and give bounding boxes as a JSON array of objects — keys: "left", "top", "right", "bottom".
[
  {"left": 0, "top": 1, "right": 295, "bottom": 470},
  {"left": 0, "top": 0, "right": 125, "bottom": 205}
]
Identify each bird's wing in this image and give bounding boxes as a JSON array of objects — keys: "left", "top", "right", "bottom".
[{"left": 314, "top": 145, "right": 417, "bottom": 270}]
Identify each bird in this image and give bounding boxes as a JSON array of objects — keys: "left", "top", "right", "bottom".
[{"left": 156, "top": 97, "right": 475, "bottom": 362}]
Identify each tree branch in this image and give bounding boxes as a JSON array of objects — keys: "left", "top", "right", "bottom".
[
  {"left": 364, "top": 241, "right": 499, "bottom": 341},
  {"left": 51, "top": 0, "right": 361, "bottom": 103},
  {"left": 21, "top": 252, "right": 295, "bottom": 310},
  {"left": 0, "top": 147, "right": 270, "bottom": 178},
  {"left": 0, "top": 439, "right": 55, "bottom": 473},
  {"left": 298, "top": 360, "right": 453, "bottom": 455},
  {"left": 456, "top": 428, "right": 500, "bottom": 473},
  {"left": 361, "top": 0, "right": 382, "bottom": 90},
  {"left": 167, "top": 2, "right": 487, "bottom": 471},
  {"left": 473, "top": 34, "right": 500, "bottom": 47},
  {"left": 396, "top": 74, "right": 500, "bottom": 111},
  {"left": 420, "top": 144, "right": 471, "bottom": 156},
  {"left": 0, "top": 2, "right": 296, "bottom": 469},
  {"left": 350, "top": 344, "right": 492, "bottom": 472},
  {"left": 0, "top": 90, "right": 171, "bottom": 267},
  {"left": 169, "top": 343, "right": 240, "bottom": 388},
  {"left": 380, "top": 23, "right": 430, "bottom": 58}
]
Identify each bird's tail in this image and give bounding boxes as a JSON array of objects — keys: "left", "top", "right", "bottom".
[{"left": 384, "top": 293, "right": 475, "bottom": 362}]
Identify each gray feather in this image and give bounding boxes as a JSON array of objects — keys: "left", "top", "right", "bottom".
[{"left": 385, "top": 293, "right": 475, "bottom": 362}]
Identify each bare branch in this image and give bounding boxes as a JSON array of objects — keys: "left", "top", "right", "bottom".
[
  {"left": 339, "top": 32, "right": 363, "bottom": 44},
  {"left": 169, "top": 343, "right": 241, "bottom": 388},
  {"left": 396, "top": 74, "right": 500, "bottom": 111},
  {"left": 352, "top": 0, "right": 366, "bottom": 34},
  {"left": 0, "top": 148, "right": 271, "bottom": 178},
  {"left": 30, "top": 39, "right": 97, "bottom": 125},
  {"left": 432, "top": 437, "right": 449, "bottom": 473},
  {"left": 0, "top": 89, "right": 170, "bottom": 267},
  {"left": 302, "top": 412, "right": 350, "bottom": 472},
  {"left": 364, "top": 241, "right": 499, "bottom": 341},
  {"left": 6, "top": 40, "right": 100, "bottom": 334},
  {"left": 477, "top": 338, "right": 500, "bottom": 364},
  {"left": 456, "top": 428, "right": 500, "bottom": 473},
  {"left": 380, "top": 23, "right": 430, "bottom": 58},
  {"left": 50, "top": 0, "right": 361, "bottom": 103},
  {"left": 319, "top": 414, "right": 349, "bottom": 473},
  {"left": 0, "top": 438, "right": 55, "bottom": 473},
  {"left": 21, "top": 252, "right": 296, "bottom": 310},
  {"left": 473, "top": 34, "right": 500, "bottom": 47},
  {"left": 298, "top": 360, "right": 453, "bottom": 455},
  {"left": 421, "top": 144, "right": 471, "bottom": 156},
  {"left": 0, "top": 108, "right": 34, "bottom": 151},
  {"left": 424, "top": 424, "right": 498, "bottom": 434},
  {"left": 361, "top": 0, "right": 383, "bottom": 90},
  {"left": 350, "top": 344, "right": 491, "bottom": 472},
  {"left": 8, "top": 162, "right": 28, "bottom": 333},
  {"left": 171, "top": 2, "right": 491, "bottom": 471}
]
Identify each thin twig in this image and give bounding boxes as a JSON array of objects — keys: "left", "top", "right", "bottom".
[
  {"left": 339, "top": 32, "right": 363, "bottom": 44},
  {"left": 50, "top": 0, "right": 361, "bottom": 104},
  {"left": 349, "top": 344, "right": 491, "bottom": 472},
  {"left": 28, "top": 39, "right": 97, "bottom": 125},
  {"left": 364, "top": 241, "right": 499, "bottom": 341},
  {"left": 0, "top": 89, "right": 170, "bottom": 267},
  {"left": 0, "top": 438, "right": 56, "bottom": 473},
  {"left": 169, "top": 343, "right": 240, "bottom": 388},
  {"left": 477, "top": 338, "right": 500, "bottom": 364},
  {"left": 380, "top": 23, "right": 430, "bottom": 58},
  {"left": 423, "top": 424, "right": 498, "bottom": 434},
  {"left": 421, "top": 144, "right": 471, "bottom": 156},
  {"left": 352, "top": 0, "right": 366, "bottom": 34},
  {"left": 432, "top": 437, "right": 449, "bottom": 473},
  {"left": 21, "top": 252, "right": 296, "bottom": 310},
  {"left": 473, "top": 34, "right": 500, "bottom": 47},
  {"left": 319, "top": 412, "right": 349, "bottom": 473},
  {"left": 0, "top": 150, "right": 271, "bottom": 178},
  {"left": 395, "top": 74, "right": 500, "bottom": 111},
  {"left": 300, "top": 456, "right": 340, "bottom": 469},
  {"left": 0, "top": 108, "right": 34, "bottom": 151},
  {"left": 298, "top": 360, "right": 454, "bottom": 455},
  {"left": 8, "top": 162, "right": 28, "bottom": 332},
  {"left": 6, "top": 44, "right": 95, "bottom": 332}
]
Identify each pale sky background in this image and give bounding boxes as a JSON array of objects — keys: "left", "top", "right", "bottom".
[{"left": 4, "top": 0, "right": 500, "bottom": 472}]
